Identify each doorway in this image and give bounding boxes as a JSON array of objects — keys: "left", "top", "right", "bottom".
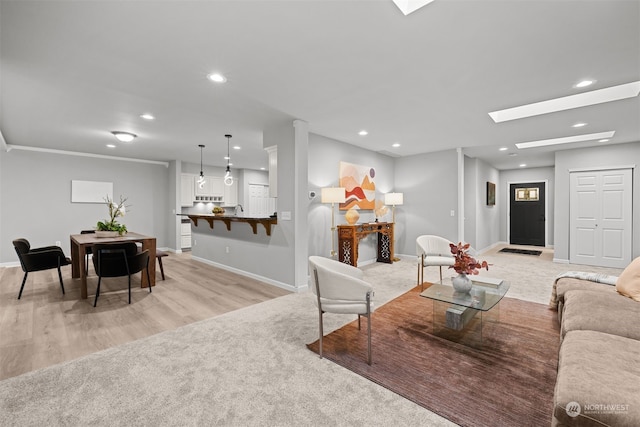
[{"left": 509, "top": 181, "right": 546, "bottom": 246}]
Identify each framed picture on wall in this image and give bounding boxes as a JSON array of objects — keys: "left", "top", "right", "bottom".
[{"left": 486, "top": 182, "right": 496, "bottom": 206}]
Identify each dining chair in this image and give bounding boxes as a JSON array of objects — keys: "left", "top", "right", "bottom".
[
  {"left": 309, "top": 255, "right": 374, "bottom": 365},
  {"left": 92, "top": 242, "right": 151, "bottom": 307},
  {"left": 156, "top": 250, "right": 169, "bottom": 280},
  {"left": 12, "top": 238, "right": 71, "bottom": 299},
  {"left": 416, "top": 235, "right": 455, "bottom": 290}
]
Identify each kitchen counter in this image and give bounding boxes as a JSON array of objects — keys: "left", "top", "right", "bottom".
[{"left": 182, "top": 214, "right": 277, "bottom": 236}]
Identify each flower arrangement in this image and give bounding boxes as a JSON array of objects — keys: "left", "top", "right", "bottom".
[
  {"left": 96, "top": 195, "right": 128, "bottom": 235},
  {"left": 449, "top": 242, "right": 489, "bottom": 275},
  {"left": 212, "top": 206, "right": 225, "bottom": 215}
]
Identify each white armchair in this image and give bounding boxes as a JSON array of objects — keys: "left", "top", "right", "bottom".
[
  {"left": 309, "top": 256, "right": 374, "bottom": 365},
  {"left": 416, "top": 234, "right": 455, "bottom": 290}
]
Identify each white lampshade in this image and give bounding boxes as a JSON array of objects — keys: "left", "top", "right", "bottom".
[
  {"left": 321, "top": 187, "right": 346, "bottom": 204},
  {"left": 385, "top": 192, "right": 404, "bottom": 206}
]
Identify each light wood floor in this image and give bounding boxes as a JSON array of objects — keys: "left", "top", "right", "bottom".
[{"left": 0, "top": 252, "right": 290, "bottom": 381}]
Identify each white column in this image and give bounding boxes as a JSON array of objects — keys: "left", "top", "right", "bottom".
[
  {"left": 293, "top": 119, "right": 309, "bottom": 290},
  {"left": 457, "top": 147, "right": 465, "bottom": 243}
]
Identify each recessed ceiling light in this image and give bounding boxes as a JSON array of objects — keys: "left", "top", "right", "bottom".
[
  {"left": 233, "top": 146, "right": 241, "bottom": 150},
  {"left": 111, "top": 131, "right": 137, "bottom": 143},
  {"left": 519, "top": 164, "right": 527, "bottom": 168},
  {"left": 358, "top": 130, "right": 368, "bottom": 136},
  {"left": 515, "top": 131, "right": 615, "bottom": 149},
  {"left": 488, "top": 81, "right": 640, "bottom": 123},
  {"left": 260, "top": 167, "right": 266, "bottom": 170},
  {"left": 106, "top": 144, "right": 116, "bottom": 148},
  {"left": 140, "top": 113, "right": 155, "bottom": 120},
  {"left": 392, "top": 143, "right": 401, "bottom": 148},
  {"left": 499, "top": 147, "right": 508, "bottom": 151},
  {"left": 599, "top": 139, "right": 610, "bottom": 142},
  {"left": 207, "top": 73, "right": 227, "bottom": 83},
  {"left": 572, "top": 122, "right": 587, "bottom": 128},
  {"left": 575, "top": 79, "right": 595, "bottom": 88}
]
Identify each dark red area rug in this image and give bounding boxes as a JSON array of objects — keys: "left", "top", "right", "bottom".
[{"left": 307, "top": 286, "right": 560, "bottom": 427}]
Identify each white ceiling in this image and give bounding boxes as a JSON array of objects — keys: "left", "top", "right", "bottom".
[{"left": 1, "top": 0, "right": 639, "bottom": 171}]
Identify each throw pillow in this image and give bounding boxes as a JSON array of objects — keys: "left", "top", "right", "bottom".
[{"left": 616, "top": 256, "right": 640, "bottom": 302}]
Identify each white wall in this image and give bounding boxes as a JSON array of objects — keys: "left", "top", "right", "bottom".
[
  {"left": 394, "top": 149, "right": 459, "bottom": 257},
  {"left": 308, "top": 133, "right": 395, "bottom": 262},
  {"left": 0, "top": 149, "right": 170, "bottom": 263},
  {"left": 554, "top": 142, "right": 640, "bottom": 262}
]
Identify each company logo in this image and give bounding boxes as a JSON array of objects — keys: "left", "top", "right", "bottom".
[{"left": 566, "top": 401, "right": 581, "bottom": 418}]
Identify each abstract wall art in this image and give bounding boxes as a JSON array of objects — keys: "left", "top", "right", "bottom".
[{"left": 339, "top": 161, "right": 376, "bottom": 210}]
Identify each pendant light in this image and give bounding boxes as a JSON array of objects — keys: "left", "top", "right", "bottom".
[
  {"left": 197, "top": 144, "right": 206, "bottom": 188},
  {"left": 224, "top": 134, "right": 233, "bottom": 186}
]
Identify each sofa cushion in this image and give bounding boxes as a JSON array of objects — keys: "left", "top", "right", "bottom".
[
  {"left": 561, "top": 290, "right": 640, "bottom": 341},
  {"left": 555, "top": 278, "right": 617, "bottom": 322},
  {"left": 553, "top": 330, "right": 640, "bottom": 427},
  {"left": 616, "top": 256, "right": 640, "bottom": 302}
]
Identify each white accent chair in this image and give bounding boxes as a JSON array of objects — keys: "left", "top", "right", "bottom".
[
  {"left": 309, "top": 256, "right": 374, "bottom": 365},
  {"left": 416, "top": 235, "right": 455, "bottom": 290}
]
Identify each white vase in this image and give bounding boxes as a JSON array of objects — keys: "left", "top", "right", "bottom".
[{"left": 452, "top": 273, "right": 472, "bottom": 293}]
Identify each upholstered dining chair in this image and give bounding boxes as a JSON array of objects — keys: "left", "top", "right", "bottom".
[
  {"left": 92, "top": 242, "right": 151, "bottom": 307},
  {"left": 12, "top": 238, "right": 71, "bottom": 299},
  {"left": 416, "top": 235, "right": 455, "bottom": 290},
  {"left": 308, "top": 255, "right": 374, "bottom": 365}
]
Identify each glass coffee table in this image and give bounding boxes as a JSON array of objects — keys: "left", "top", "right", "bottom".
[{"left": 420, "top": 276, "right": 510, "bottom": 347}]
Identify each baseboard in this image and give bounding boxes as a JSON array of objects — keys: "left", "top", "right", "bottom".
[
  {"left": 0, "top": 261, "right": 20, "bottom": 268},
  {"left": 553, "top": 258, "right": 569, "bottom": 264},
  {"left": 190, "top": 255, "right": 302, "bottom": 293}
]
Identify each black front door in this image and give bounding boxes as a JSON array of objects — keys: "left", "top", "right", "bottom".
[{"left": 509, "top": 182, "right": 545, "bottom": 246}]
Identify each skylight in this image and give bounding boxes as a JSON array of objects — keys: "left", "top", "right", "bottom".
[
  {"left": 515, "top": 131, "right": 615, "bottom": 149},
  {"left": 392, "top": 0, "right": 435, "bottom": 16},
  {"left": 489, "top": 81, "right": 640, "bottom": 123}
]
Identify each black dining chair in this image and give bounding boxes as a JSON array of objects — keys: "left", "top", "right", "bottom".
[
  {"left": 81, "top": 229, "right": 95, "bottom": 273},
  {"left": 12, "top": 238, "right": 71, "bottom": 299},
  {"left": 91, "top": 242, "right": 151, "bottom": 307}
]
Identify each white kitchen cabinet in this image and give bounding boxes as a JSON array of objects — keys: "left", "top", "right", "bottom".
[
  {"left": 194, "top": 176, "right": 223, "bottom": 202},
  {"left": 223, "top": 180, "right": 238, "bottom": 207},
  {"left": 181, "top": 174, "right": 195, "bottom": 207},
  {"left": 210, "top": 176, "right": 224, "bottom": 197},
  {"left": 180, "top": 222, "right": 191, "bottom": 249},
  {"left": 265, "top": 146, "right": 277, "bottom": 198}
]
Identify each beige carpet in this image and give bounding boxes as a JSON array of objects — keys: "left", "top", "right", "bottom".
[{"left": 0, "top": 244, "right": 624, "bottom": 426}]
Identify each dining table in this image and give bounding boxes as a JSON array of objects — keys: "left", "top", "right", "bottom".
[{"left": 70, "top": 232, "right": 156, "bottom": 299}]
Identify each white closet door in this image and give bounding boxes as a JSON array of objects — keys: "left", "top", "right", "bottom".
[
  {"left": 570, "top": 168, "right": 632, "bottom": 268},
  {"left": 248, "top": 184, "right": 275, "bottom": 218}
]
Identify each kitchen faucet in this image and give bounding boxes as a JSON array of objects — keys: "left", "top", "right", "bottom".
[{"left": 235, "top": 204, "right": 244, "bottom": 215}]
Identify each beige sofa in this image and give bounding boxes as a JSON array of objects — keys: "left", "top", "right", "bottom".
[{"left": 551, "top": 276, "right": 640, "bottom": 427}]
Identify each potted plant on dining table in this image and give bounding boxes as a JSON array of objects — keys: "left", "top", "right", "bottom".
[{"left": 96, "top": 195, "right": 128, "bottom": 237}]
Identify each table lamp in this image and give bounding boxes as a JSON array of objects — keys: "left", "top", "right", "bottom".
[
  {"left": 385, "top": 192, "right": 404, "bottom": 223},
  {"left": 321, "top": 187, "right": 346, "bottom": 257}
]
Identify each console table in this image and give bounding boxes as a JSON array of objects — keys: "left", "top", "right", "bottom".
[{"left": 337, "top": 222, "right": 394, "bottom": 267}]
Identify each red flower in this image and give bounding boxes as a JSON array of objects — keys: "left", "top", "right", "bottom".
[{"left": 449, "top": 242, "right": 489, "bottom": 275}]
